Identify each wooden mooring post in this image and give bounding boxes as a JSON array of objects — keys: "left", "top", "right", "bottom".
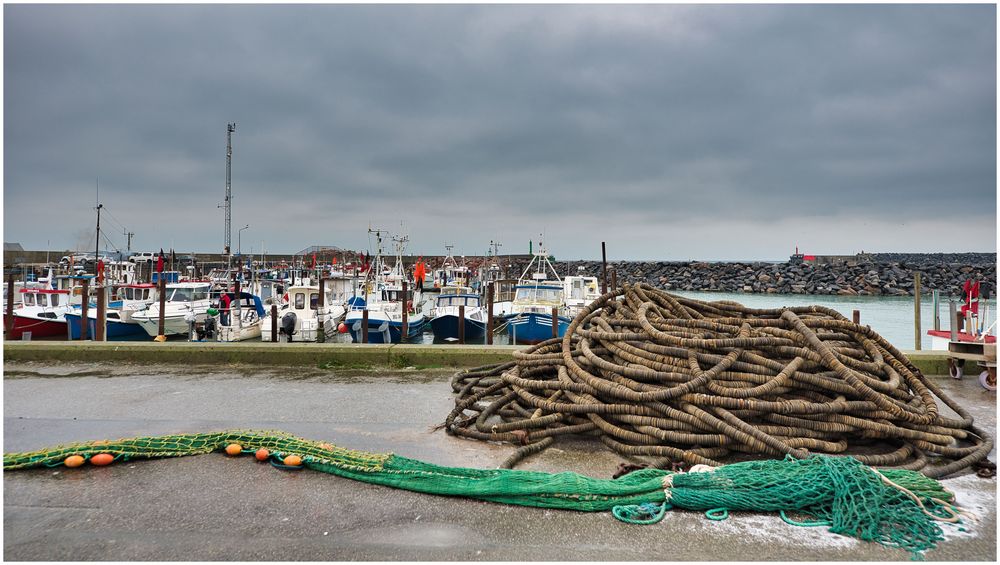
[
  {"left": 95, "top": 284, "right": 106, "bottom": 341},
  {"left": 362, "top": 309, "right": 369, "bottom": 343},
  {"left": 551, "top": 307, "right": 559, "bottom": 338},
  {"left": 79, "top": 278, "right": 89, "bottom": 341},
  {"left": 317, "top": 278, "right": 326, "bottom": 343},
  {"left": 5, "top": 274, "right": 14, "bottom": 335},
  {"left": 852, "top": 310, "right": 860, "bottom": 325},
  {"left": 270, "top": 304, "right": 278, "bottom": 342},
  {"left": 486, "top": 282, "right": 494, "bottom": 346},
  {"left": 913, "top": 272, "right": 921, "bottom": 351},
  {"left": 601, "top": 242, "right": 608, "bottom": 295},
  {"left": 401, "top": 281, "right": 408, "bottom": 343},
  {"left": 610, "top": 269, "right": 617, "bottom": 293},
  {"left": 155, "top": 277, "right": 167, "bottom": 341},
  {"left": 458, "top": 304, "right": 465, "bottom": 344}
]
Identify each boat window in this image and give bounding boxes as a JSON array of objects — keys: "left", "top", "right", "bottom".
[
  {"left": 170, "top": 288, "right": 194, "bottom": 302},
  {"left": 294, "top": 293, "right": 305, "bottom": 309},
  {"left": 310, "top": 293, "right": 319, "bottom": 310},
  {"left": 50, "top": 294, "right": 60, "bottom": 306},
  {"left": 37, "top": 294, "right": 48, "bottom": 307},
  {"left": 23, "top": 294, "right": 35, "bottom": 306}
]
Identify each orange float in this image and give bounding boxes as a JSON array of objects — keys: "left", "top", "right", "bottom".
[{"left": 90, "top": 453, "right": 114, "bottom": 466}]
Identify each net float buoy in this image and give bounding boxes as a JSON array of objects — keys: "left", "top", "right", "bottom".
[
  {"left": 255, "top": 448, "right": 269, "bottom": 461},
  {"left": 283, "top": 455, "right": 302, "bottom": 466},
  {"left": 224, "top": 444, "right": 242, "bottom": 456},
  {"left": 337, "top": 322, "right": 348, "bottom": 334},
  {"left": 90, "top": 453, "right": 114, "bottom": 466},
  {"left": 64, "top": 455, "right": 85, "bottom": 468}
]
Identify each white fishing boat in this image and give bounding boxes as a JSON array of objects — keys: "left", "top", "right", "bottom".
[
  {"left": 131, "top": 282, "right": 213, "bottom": 337},
  {"left": 217, "top": 291, "right": 266, "bottom": 342},
  {"left": 260, "top": 283, "right": 340, "bottom": 342},
  {"left": 344, "top": 231, "right": 426, "bottom": 343},
  {"left": 8, "top": 288, "right": 74, "bottom": 340},
  {"left": 562, "top": 266, "right": 601, "bottom": 318},
  {"left": 431, "top": 245, "right": 471, "bottom": 289}
]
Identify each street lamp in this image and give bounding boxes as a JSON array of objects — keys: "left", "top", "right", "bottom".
[{"left": 238, "top": 224, "right": 250, "bottom": 257}]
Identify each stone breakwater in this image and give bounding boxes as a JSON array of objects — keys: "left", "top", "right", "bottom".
[{"left": 544, "top": 253, "right": 996, "bottom": 297}]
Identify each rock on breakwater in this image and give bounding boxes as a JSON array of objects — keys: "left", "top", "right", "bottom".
[{"left": 542, "top": 253, "right": 996, "bottom": 297}]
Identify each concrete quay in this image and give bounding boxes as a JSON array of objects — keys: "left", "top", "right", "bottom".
[{"left": 3, "top": 341, "right": 954, "bottom": 374}]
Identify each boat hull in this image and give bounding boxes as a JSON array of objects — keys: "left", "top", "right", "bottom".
[
  {"left": 505, "top": 313, "right": 571, "bottom": 345},
  {"left": 346, "top": 313, "right": 427, "bottom": 343},
  {"left": 7, "top": 315, "right": 69, "bottom": 340},
  {"left": 133, "top": 313, "right": 206, "bottom": 337},
  {"left": 430, "top": 314, "right": 486, "bottom": 341},
  {"left": 64, "top": 313, "right": 148, "bottom": 340}
]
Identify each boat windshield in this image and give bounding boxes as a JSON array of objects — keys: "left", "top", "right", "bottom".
[
  {"left": 169, "top": 287, "right": 208, "bottom": 302},
  {"left": 437, "top": 295, "right": 479, "bottom": 307},
  {"left": 514, "top": 287, "right": 561, "bottom": 304}
]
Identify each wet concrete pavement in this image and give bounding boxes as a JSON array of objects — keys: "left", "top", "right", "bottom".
[{"left": 4, "top": 362, "right": 996, "bottom": 561}]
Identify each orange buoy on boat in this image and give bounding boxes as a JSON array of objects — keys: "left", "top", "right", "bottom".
[
  {"left": 90, "top": 453, "right": 114, "bottom": 466},
  {"left": 337, "top": 322, "right": 348, "bottom": 334},
  {"left": 283, "top": 455, "right": 302, "bottom": 466},
  {"left": 255, "top": 448, "right": 269, "bottom": 461},
  {"left": 64, "top": 455, "right": 85, "bottom": 468},
  {"left": 224, "top": 444, "right": 242, "bottom": 456}
]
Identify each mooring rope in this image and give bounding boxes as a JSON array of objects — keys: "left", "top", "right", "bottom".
[{"left": 445, "top": 283, "right": 993, "bottom": 478}]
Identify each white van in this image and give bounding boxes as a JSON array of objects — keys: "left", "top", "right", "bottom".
[{"left": 129, "top": 251, "right": 157, "bottom": 263}]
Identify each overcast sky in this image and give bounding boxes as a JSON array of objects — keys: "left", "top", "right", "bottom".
[{"left": 3, "top": 4, "right": 996, "bottom": 260}]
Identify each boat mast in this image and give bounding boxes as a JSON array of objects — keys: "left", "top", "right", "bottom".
[{"left": 95, "top": 179, "right": 103, "bottom": 276}]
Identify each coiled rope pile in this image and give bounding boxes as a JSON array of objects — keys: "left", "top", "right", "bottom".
[{"left": 445, "top": 283, "right": 993, "bottom": 478}]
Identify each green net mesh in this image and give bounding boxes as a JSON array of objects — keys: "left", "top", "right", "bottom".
[{"left": 4, "top": 430, "right": 963, "bottom": 558}]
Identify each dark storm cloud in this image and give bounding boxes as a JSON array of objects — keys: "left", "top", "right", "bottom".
[{"left": 3, "top": 4, "right": 995, "bottom": 260}]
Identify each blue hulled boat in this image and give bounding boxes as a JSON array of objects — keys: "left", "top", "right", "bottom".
[{"left": 505, "top": 242, "right": 572, "bottom": 345}]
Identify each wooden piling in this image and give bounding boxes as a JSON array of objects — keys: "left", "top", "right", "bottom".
[
  {"left": 317, "top": 278, "right": 326, "bottom": 343},
  {"left": 950, "top": 301, "right": 958, "bottom": 341},
  {"left": 932, "top": 290, "right": 940, "bottom": 331},
  {"left": 601, "top": 242, "right": 608, "bottom": 295},
  {"left": 5, "top": 274, "right": 14, "bottom": 335},
  {"left": 401, "top": 280, "right": 408, "bottom": 343},
  {"left": 551, "top": 307, "right": 559, "bottom": 338},
  {"left": 458, "top": 304, "right": 465, "bottom": 344},
  {"left": 95, "top": 284, "right": 106, "bottom": 341},
  {"left": 270, "top": 304, "right": 278, "bottom": 342},
  {"left": 486, "top": 282, "right": 494, "bottom": 346},
  {"left": 79, "top": 278, "right": 90, "bottom": 341},
  {"left": 913, "top": 272, "right": 921, "bottom": 350},
  {"left": 362, "top": 309, "right": 369, "bottom": 343},
  {"left": 156, "top": 277, "right": 166, "bottom": 340},
  {"left": 852, "top": 310, "right": 860, "bottom": 325},
  {"left": 610, "top": 269, "right": 617, "bottom": 292}
]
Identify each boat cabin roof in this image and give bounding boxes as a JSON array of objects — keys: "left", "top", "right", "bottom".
[{"left": 515, "top": 284, "right": 562, "bottom": 291}]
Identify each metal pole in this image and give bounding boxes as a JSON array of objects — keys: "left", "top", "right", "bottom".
[
  {"left": 362, "top": 309, "right": 369, "bottom": 343},
  {"left": 224, "top": 123, "right": 235, "bottom": 270},
  {"left": 79, "top": 278, "right": 89, "bottom": 340},
  {"left": 401, "top": 280, "right": 409, "bottom": 343},
  {"left": 486, "top": 282, "right": 494, "bottom": 346},
  {"left": 96, "top": 283, "right": 106, "bottom": 341},
  {"left": 458, "top": 304, "right": 465, "bottom": 345},
  {"left": 601, "top": 242, "right": 608, "bottom": 295},
  {"left": 913, "top": 272, "right": 921, "bottom": 350},
  {"left": 270, "top": 304, "right": 278, "bottom": 342}
]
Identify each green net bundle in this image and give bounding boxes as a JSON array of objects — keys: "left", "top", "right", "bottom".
[{"left": 4, "top": 429, "right": 964, "bottom": 558}]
